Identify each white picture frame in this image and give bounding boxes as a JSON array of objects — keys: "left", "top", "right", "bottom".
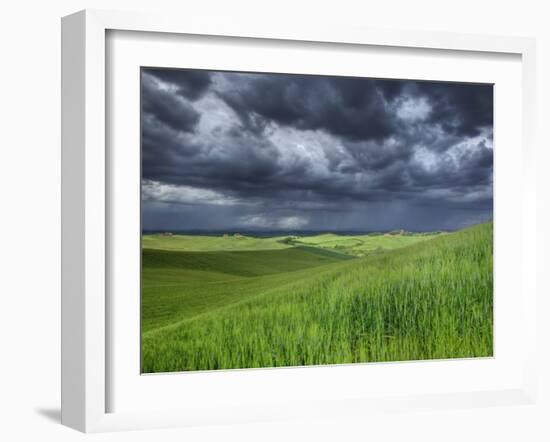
[{"left": 61, "top": 9, "right": 538, "bottom": 433}]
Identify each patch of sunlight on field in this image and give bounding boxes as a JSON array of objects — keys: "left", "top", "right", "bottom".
[
  {"left": 293, "top": 232, "right": 444, "bottom": 256},
  {"left": 142, "top": 231, "right": 444, "bottom": 256},
  {"left": 142, "top": 234, "right": 292, "bottom": 251}
]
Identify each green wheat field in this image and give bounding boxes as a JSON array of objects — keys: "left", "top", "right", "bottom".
[{"left": 141, "top": 222, "right": 493, "bottom": 373}]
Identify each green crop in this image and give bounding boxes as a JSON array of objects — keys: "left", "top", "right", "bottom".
[{"left": 141, "top": 223, "right": 493, "bottom": 373}]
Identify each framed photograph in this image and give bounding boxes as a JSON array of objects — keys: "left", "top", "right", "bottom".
[{"left": 61, "top": 9, "right": 538, "bottom": 432}]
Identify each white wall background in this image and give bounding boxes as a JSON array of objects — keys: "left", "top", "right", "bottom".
[{"left": 0, "top": 1, "right": 548, "bottom": 441}]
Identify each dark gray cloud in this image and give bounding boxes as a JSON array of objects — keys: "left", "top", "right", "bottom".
[
  {"left": 142, "top": 74, "right": 201, "bottom": 132},
  {"left": 217, "top": 75, "right": 398, "bottom": 140},
  {"left": 145, "top": 68, "right": 212, "bottom": 101},
  {"left": 415, "top": 81, "right": 493, "bottom": 138},
  {"left": 141, "top": 68, "right": 493, "bottom": 232}
]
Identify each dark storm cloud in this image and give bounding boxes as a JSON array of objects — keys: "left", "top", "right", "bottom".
[
  {"left": 217, "top": 75, "right": 398, "bottom": 141},
  {"left": 408, "top": 139, "right": 493, "bottom": 189},
  {"left": 141, "top": 73, "right": 201, "bottom": 132},
  {"left": 414, "top": 81, "right": 493, "bottom": 138},
  {"left": 141, "top": 69, "right": 493, "bottom": 231},
  {"left": 144, "top": 68, "right": 212, "bottom": 101}
]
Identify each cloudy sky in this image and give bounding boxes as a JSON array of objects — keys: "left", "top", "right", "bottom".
[{"left": 141, "top": 68, "right": 493, "bottom": 232}]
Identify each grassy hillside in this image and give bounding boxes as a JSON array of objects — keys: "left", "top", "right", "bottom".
[
  {"left": 142, "top": 234, "right": 292, "bottom": 251},
  {"left": 142, "top": 247, "right": 351, "bottom": 332},
  {"left": 291, "top": 232, "right": 443, "bottom": 256},
  {"left": 142, "top": 246, "right": 350, "bottom": 277},
  {"left": 141, "top": 223, "right": 493, "bottom": 372},
  {"left": 142, "top": 230, "right": 443, "bottom": 256}
]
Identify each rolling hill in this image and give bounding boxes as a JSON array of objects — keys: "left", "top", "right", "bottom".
[{"left": 141, "top": 223, "right": 493, "bottom": 372}]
